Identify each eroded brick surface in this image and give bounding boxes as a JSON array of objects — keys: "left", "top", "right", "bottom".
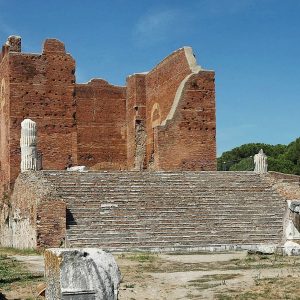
[
  {"left": 76, "top": 79, "right": 127, "bottom": 170},
  {"left": 156, "top": 71, "right": 216, "bottom": 170},
  {"left": 0, "top": 172, "right": 66, "bottom": 249},
  {"left": 0, "top": 37, "right": 217, "bottom": 194},
  {"left": 126, "top": 48, "right": 216, "bottom": 170}
]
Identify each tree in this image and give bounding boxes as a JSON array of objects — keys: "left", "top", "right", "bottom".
[{"left": 217, "top": 137, "right": 300, "bottom": 175}]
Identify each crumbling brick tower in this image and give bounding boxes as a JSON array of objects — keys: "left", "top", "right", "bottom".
[
  {"left": 0, "top": 36, "right": 216, "bottom": 194},
  {"left": 0, "top": 36, "right": 77, "bottom": 194}
]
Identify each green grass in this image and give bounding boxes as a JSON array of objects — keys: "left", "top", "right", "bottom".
[
  {"left": 119, "top": 252, "right": 300, "bottom": 276},
  {"left": 189, "top": 273, "right": 241, "bottom": 283},
  {"left": 116, "top": 251, "right": 300, "bottom": 300},
  {"left": 167, "top": 251, "right": 231, "bottom": 256},
  {"left": 188, "top": 273, "right": 241, "bottom": 292},
  {"left": 216, "top": 295, "right": 233, "bottom": 300},
  {"left": 216, "top": 276, "right": 300, "bottom": 300},
  {"left": 0, "top": 247, "right": 42, "bottom": 256},
  {"left": 192, "top": 282, "right": 221, "bottom": 290},
  {"left": 119, "top": 252, "right": 157, "bottom": 263},
  {"left": 0, "top": 255, "right": 43, "bottom": 291}
]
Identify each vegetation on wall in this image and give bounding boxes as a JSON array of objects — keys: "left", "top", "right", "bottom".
[{"left": 217, "top": 137, "right": 300, "bottom": 175}]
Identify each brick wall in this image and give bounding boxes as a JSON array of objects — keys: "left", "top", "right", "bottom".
[
  {"left": 126, "top": 74, "right": 146, "bottom": 170},
  {"left": 0, "top": 171, "right": 66, "bottom": 249},
  {"left": 0, "top": 50, "right": 10, "bottom": 194},
  {"left": 144, "top": 48, "right": 192, "bottom": 168},
  {"left": 156, "top": 71, "right": 216, "bottom": 170},
  {"left": 76, "top": 79, "right": 127, "bottom": 170},
  {"left": 8, "top": 39, "right": 77, "bottom": 188},
  {"left": 126, "top": 47, "right": 216, "bottom": 170},
  {"left": 0, "top": 36, "right": 217, "bottom": 195},
  {"left": 36, "top": 199, "right": 66, "bottom": 248}
]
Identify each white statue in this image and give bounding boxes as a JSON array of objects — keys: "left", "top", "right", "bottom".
[
  {"left": 254, "top": 149, "right": 268, "bottom": 173},
  {"left": 20, "top": 119, "right": 38, "bottom": 172}
]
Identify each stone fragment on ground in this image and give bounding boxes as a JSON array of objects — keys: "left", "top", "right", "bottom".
[{"left": 44, "top": 248, "right": 121, "bottom": 300}]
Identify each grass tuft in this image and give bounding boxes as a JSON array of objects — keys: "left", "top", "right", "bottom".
[
  {"left": 0, "top": 247, "right": 42, "bottom": 256},
  {"left": 0, "top": 255, "right": 43, "bottom": 290},
  {"left": 119, "top": 252, "right": 157, "bottom": 263}
]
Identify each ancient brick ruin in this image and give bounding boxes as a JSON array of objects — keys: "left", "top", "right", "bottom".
[
  {"left": 0, "top": 36, "right": 299, "bottom": 253},
  {"left": 0, "top": 36, "right": 216, "bottom": 194}
]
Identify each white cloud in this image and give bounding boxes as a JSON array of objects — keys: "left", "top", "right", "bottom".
[
  {"left": 133, "top": 9, "right": 179, "bottom": 46},
  {"left": 132, "top": 0, "right": 265, "bottom": 46}
]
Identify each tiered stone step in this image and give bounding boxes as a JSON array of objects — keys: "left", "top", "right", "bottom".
[{"left": 43, "top": 171, "right": 286, "bottom": 251}]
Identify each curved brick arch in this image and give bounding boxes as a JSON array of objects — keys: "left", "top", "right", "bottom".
[
  {"left": 146, "top": 103, "right": 162, "bottom": 169},
  {"left": 151, "top": 103, "right": 161, "bottom": 128}
]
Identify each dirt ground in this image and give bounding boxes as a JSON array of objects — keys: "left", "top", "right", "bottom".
[
  {"left": 116, "top": 251, "right": 300, "bottom": 299},
  {"left": 1, "top": 250, "right": 300, "bottom": 299}
]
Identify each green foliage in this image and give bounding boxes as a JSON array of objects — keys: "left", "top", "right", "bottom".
[
  {"left": 267, "top": 157, "right": 296, "bottom": 174},
  {"left": 229, "top": 157, "right": 254, "bottom": 171},
  {"left": 218, "top": 137, "right": 300, "bottom": 175}
]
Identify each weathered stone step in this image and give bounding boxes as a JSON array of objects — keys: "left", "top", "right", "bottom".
[
  {"left": 67, "top": 236, "right": 281, "bottom": 247},
  {"left": 42, "top": 170, "right": 286, "bottom": 250}
]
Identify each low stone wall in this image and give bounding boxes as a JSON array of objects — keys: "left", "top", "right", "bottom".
[
  {"left": 0, "top": 171, "right": 66, "bottom": 249},
  {"left": 263, "top": 172, "right": 300, "bottom": 247},
  {"left": 264, "top": 172, "right": 300, "bottom": 200},
  {"left": 0, "top": 193, "right": 11, "bottom": 247},
  {"left": 268, "top": 171, "right": 300, "bottom": 184}
]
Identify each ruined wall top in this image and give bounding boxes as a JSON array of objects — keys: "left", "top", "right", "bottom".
[
  {"left": 6, "top": 36, "right": 21, "bottom": 52},
  {"left": 42, "top": 39, "right": 66, "bottom": 54},
  {"left": 0, "top": 35, "right": 21, "bottom": 63}
]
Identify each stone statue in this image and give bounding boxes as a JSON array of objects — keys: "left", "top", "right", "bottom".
[
  {"left": 20, "top": 119, "right": 38, "bottom": 172},
  {"left": 254, "top": 149, "right": 268, "bottom": 173}
]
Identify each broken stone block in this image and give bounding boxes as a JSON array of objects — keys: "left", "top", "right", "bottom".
[
  {"left": 66, "top": 166, "right": 88, "bottom": 172},
  {"left": 45, "top": 248, "right": 121, "bottom": 300},
  {"left": 284, "top": 241, "right": 300, "bottom": 256},
  {"left": 288, "top": 200, "right": 300, "bottom": 213},
  {"left": 285, "top": 219, "right": 300, "bottom": 240},
  {"left": 248, "top": 244, "right": 277, "bottom": 255}
]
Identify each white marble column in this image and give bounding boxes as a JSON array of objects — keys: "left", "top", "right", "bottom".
[{"left": 20, "top": 119, "right": 38, "bottom": 172}]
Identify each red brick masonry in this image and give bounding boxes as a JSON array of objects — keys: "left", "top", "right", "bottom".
[{"left": 0, "top": 36, "right": 216, "bottom": 194}]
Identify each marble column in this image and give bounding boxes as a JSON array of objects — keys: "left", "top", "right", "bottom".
[{"left": 20, "top": 119, "right": 38, "bottom": 172}]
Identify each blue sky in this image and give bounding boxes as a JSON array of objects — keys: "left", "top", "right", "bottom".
[{"left": 0, "top": 0, "right": 299, "bottom": 155}]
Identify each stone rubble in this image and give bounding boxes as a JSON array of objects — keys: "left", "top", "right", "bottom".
[{"left": 45, "top": 248, "right": 121, "bottom": 300}]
